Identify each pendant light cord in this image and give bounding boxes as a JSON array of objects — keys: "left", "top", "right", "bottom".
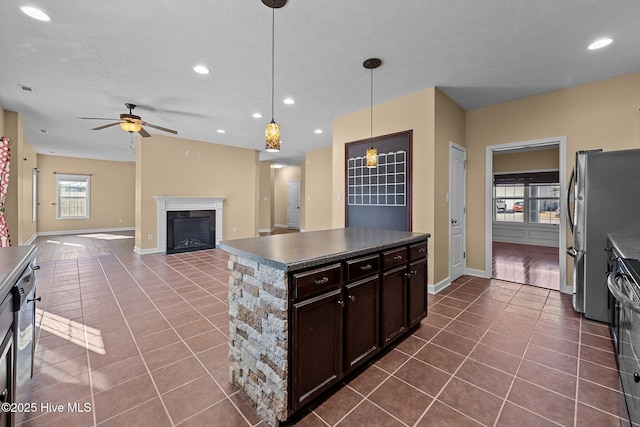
[
  {"left": 271, "top": 7, "right": 275, "bottom": 122},
  {"left": 370, "top": 67, "right": 373, "bottom": 147}
]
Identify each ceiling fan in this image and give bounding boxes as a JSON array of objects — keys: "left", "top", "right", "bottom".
[{"left": 80, "top": 103, "right": 178, "bottom": 137}]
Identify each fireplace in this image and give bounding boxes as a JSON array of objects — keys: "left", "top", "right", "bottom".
[
  {"left": 166, "top": 210, "right": 215, "bottom": 254},
  {"left": 150, "top": 196, "right": 225, "bottom": 255}
]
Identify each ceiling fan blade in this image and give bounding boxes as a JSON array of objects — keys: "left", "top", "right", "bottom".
[
  {"left": 138, "top": 127, "right": 151, "bottom": 138},
  {"left": 141, "top": 122, "right": 178, "bottom": 134},
  {"left": 91, "top": 122, "right": 122, "bottom": 130},
  {"left": 79, "top": 117, "right": 119, "bottom": 121}
]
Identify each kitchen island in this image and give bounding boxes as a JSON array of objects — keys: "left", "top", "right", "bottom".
[{"left": 220, "top": 227, "right": 430, "bottom": 426}]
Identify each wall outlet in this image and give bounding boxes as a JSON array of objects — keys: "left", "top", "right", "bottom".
[
  {"left": 185, "top": 150, "right": 190, "bottom": 157},
  {"left": 233, "top": 227, "right": 237, "bottom": 232},
  {"left": 147, "top": 234, "right": 153, "bottom": 240}
]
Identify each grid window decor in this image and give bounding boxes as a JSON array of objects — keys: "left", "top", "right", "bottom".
[{"left": 348, "top": 150, "right": 406, "bottom": 206}]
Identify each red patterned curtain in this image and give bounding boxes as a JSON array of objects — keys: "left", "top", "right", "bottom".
[{"left": 0, "top": 136, "right": 11, "bottom": 247}]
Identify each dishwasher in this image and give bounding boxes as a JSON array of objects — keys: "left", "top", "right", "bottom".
[{"left": 11, "top": 262, "right": 39, "bottom": 425}]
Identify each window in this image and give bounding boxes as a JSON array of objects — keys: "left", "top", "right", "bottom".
[
  {"left": 56, "top": 174, "right": 90, "bottom": 219},
  {"left": 494, "top": 171, "right": 559, "bottom": 224}
]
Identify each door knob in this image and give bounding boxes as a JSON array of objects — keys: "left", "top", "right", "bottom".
[{"left": 451, "top": 219, "right": 458, "bottom": 224}]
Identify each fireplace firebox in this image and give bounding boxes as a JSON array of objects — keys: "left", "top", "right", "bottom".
[{"left": 166, "top": 210, "right": 216, "bottom": 254}]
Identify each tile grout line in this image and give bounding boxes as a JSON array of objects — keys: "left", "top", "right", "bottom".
[
  {"left": 94, "top": 256, "right": 177, "bottom": 426},
  {"left": 574, "top": 315, "right": 582, "bottom": 427},
  {"left": 111, "top": 253, "right": 253, "bottom": 427},
  {"left": 75, "top": 259, "right": 98, "bottom": 427}
]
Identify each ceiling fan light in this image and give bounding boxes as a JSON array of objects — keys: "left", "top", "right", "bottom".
[
  {"left": 120, "top": 122, "right": 141, "bottom": 133},
  {"left": 366, "top": 146, "right": 378, "bottom": 168},
  {"left": 265, "top": 121, "right": 280, "bottom": 152}
]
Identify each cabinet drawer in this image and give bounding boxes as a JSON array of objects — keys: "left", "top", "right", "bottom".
[
  {"left": 346, "top": 255, "right": 380, "bottom": 283},
  {"left": 409, "top": 242, "right": 427, "bottom": 261},
  {"left": 293, "top": 263, "right": 342, "bottom": 300},
  {"left": 382, "top": 247, "right": 407, "bottom": 270}
]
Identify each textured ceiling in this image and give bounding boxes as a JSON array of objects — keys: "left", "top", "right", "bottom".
[{"left": 1, "top": 1, "right": 639, "bottom": 165}]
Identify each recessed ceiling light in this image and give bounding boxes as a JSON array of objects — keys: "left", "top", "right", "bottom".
[
  {"left": 252, "top": 113, "right": 263, "bottom": 119},
  {"left": 283, "top": 98, "right": 295, "bottom": 105},
  {"left": 588, "top": 38, "right": 613, "bottom": 50},
  {"left": 193, "top": 65, "right": 210, "bottom": 75},
  {"left": 20, "top": 6, "right": 50, "bottom": 21},
  {"left": 217, "top": 129, "right": 226, "bottom": 134},
  {"left": 314, "top": 129, "right": 323, "bottom": 134},
  {"left": 272, "top": 164, "right": 285, "bottom": 169}
]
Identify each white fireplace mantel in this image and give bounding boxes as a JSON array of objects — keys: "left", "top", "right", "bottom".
[{"left": 154, "top": 196, "right": 225, "bottom": 253}]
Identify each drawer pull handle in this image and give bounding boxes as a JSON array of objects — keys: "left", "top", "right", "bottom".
[
  {"left": 405, "top": 270, "right": 418, "bottom": 278},
  {"left": 418, "top": 248, "right": 426, "bottom": 253},
  {"left": 360, "top": 264, "right": 372, "bottom": 270},
  {"left": 393, "top": 255, "right": 403, "bottom": 260},
  {"left": 314, "top": 277, "right": 329, "bottom": 285}
]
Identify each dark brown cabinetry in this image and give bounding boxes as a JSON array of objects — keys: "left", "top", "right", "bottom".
[
  {"left": 291, "top": 265, "right": 343, "bottom": 411},
  {"left": 345, "top": 272, "right": 379, "bottom": 373},
  {"left": 289, "top": 238, "right": 428, "bottom": 415}
]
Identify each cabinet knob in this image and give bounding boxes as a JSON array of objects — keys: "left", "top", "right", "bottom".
[
  {"left": 348, "top": 295, "right": 356, "bottom": 302},
  {"left": 0, "top": 388, "right": 7, "bottom": 403},
  {"left": 634, "top": 372, "right": 640, "bottom": 383},
  {"left": 337, "top": 300, "right": 345, "bottom": 307}
]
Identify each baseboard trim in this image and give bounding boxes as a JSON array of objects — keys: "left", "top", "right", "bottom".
[
  {"left": 133, "top": 246, "right": 160, "bottom": 255},
  {"left": 258, "top": 228, "right": 276, "bottom": 233},
  {"left": 428, "top": 277, "right": 451, "bottom": 295},
  {"left": 24, "top": 233, "right": 38, "bottom": 245},
  {"left": 37, "top": 227, "right": 135, "bottom": 237},
  {"left": 465, "top": 268, "right": 487, "bottom": 278}
]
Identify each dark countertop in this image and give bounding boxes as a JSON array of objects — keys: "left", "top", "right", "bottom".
[
  {"left": 0, "top": 245, "right": 37, "bottom": 302},
  {"left": 220, "top": 227, "right": 430, "bottom": 272},
  {"left": 608, "top": 233, "right": 640, "bottom": 260}
]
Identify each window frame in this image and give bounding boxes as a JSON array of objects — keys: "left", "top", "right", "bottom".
[
  {"left": 56, "top": 173, "right": 91, "bottom": 220},
  {"left": 493, "top": 171, "right": 559, "bottom": 225}
]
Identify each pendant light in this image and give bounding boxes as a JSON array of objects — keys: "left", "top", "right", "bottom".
[
  {"left": 263, "top": 0, "right": 287, "bottom": 152},
  {"left": 363, "top": 58, "right": 382, "bottom": 168}
]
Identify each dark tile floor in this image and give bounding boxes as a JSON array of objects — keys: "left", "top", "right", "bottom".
[
  {"left": 24, "top": 249, "right": 627, "bottom": 426},
  {"left": 493, "top": 242, "right": 560, "bottom": 290}
]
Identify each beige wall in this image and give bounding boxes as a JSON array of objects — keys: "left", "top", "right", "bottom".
[
  {"left": 304, "top": 147, "right": 333, "bottom": 231},
  {"left": 258, "top": 161, "right": 275, "bottom": 232},
  {"left": 466, "top": 71, "right": 640, "bottom": 280},
  {"left": 37, "top": 154, "right": 135, "bottom": 233},
  {"left": 493, "top": 147, "right": 559, "bottom": 173},
  {"left": 273, "top": 166, "right": 301, "bottom": 227},
  {"left": 333, "top": 88, "right": 441, "bottom": 284},
  {"left": 3, "top": 110, "right": 38, "bottom": 245},
  {"left": 135, "top": 134, "right": 259, "bottom": 251}
]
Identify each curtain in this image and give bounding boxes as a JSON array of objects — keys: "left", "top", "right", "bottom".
[{"left": 0, "top": 136, "right": 10, "bottom": 247}]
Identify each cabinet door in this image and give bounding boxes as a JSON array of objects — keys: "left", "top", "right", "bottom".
[
  {"left": 408, "top": 258, "right": 428, "bottom": 327},
  {"left": 381, "top": 266, "right": 407, "bottom": 346},
  {"left": 345, "top": 276, "right": 379, "bottom": 372},
  {"left": 292, "top": 289, "right": 343, "bottom": 411}
]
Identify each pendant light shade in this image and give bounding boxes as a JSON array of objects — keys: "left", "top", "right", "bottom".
[
  {"left": 363, "top": 58, "right": 382, "bottom": 168},
  {"left": 265, "top": 120, "right": 280, "bottom": 152},
  {"left": 264, "top": 0, "right": 286, "bottom": 152}
]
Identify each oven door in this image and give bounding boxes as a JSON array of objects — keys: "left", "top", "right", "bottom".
[{"left": 608, "top": 270, "right": 640, "bottom": 423}]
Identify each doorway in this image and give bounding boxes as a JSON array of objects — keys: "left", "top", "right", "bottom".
[
  {"left": 287, "top": 180, "right": 300, "bottom": 229},
  {"left": 485, "top": 137, "right": 570, "bottom": 293},
  {"left": 449, "top": 143, "right": 466, "bottom": 283}
]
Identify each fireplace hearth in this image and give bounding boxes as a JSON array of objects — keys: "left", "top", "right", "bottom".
[{"left": 167, "top": 210, "right": 215, "bottom": 254}]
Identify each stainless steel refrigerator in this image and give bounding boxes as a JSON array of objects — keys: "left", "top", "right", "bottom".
[{"left": 567, "top": 148, "right": 640, "bottom": 322}]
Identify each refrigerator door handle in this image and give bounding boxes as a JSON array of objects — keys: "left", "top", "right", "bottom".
[
  {"left": 566, "top": 246, "right": 577, "bottom": 258},
  {"left": 566, "top": 167, "right": 575, "bottom": 233}
]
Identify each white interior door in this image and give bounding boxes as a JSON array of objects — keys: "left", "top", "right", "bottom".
[
  {"left": 449, "top": 144, "right": 466, "bottom": 282},
  {"left": 287, "top": 180, "right": 300, "bottom": 229}
]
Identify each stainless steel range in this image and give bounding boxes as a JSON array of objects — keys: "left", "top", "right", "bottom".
[{"left": 607, "top": 233, "right": 640, "bottom": 424}]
